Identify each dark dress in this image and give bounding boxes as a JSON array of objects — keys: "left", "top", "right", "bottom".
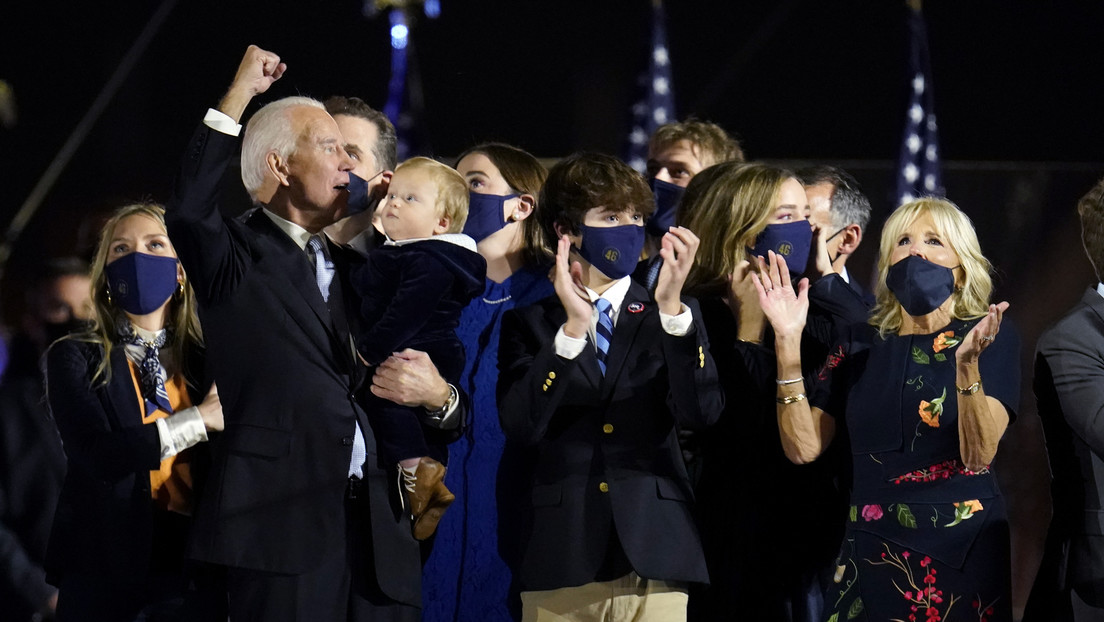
[
  {"left": 421, "top": 263, "right": 553, "bottom": 622},
  {"left": 689, "top": 274, "right": 867, "bottom": 622},
  {"left": 815, "top": 318, "right": 1020, "bottom": 622},
  {"left": 353, "top": 236, "right": 486, "bottom": 463}
]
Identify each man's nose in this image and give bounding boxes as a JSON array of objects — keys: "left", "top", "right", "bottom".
[{"left": 654, "top": 168, "right": 673, "bottom": 184}]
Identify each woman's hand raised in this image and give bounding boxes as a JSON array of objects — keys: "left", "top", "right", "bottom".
[{"left": 751, "top": 250, "right": 810, "bottom": 340}]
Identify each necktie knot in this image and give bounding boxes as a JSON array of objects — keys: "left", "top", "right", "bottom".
[
  {"left": 595, "top": 297, "right": 613, "bottom": 316},
  {"left": 307, "top": 235, "right": 334, "bottom": 303}
]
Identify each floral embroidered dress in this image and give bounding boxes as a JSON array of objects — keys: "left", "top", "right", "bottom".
[{"left": 814, "top": 318, "right": 1019, "bottom": 622}]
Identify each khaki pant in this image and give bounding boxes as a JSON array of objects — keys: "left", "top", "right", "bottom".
[{"left": 521, "top": 572, "right": 688, "bottom": 622}]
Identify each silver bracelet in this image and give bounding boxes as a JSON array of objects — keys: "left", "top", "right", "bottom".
[{"left": 776, "top": 377, "right": 804, "bottom": 386}]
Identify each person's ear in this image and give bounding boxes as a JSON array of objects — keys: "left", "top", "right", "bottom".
[
  {"left": 267, "top": 151, "right": 291, "bottom": 187},
  {"left": 435, "top": 216, "right": 451, "bottom": 235},
  {"left": 836, "top": 225, "right": 863, "bottom": 257},
  {"left": 510, "top": 194, "right": 536, "bottom": 222},
  {"left": 553, "top": 220, "right": 572, "bottom": 239},
  {"left": 370, "top": 170, "right": 394, "bottom": 201}
]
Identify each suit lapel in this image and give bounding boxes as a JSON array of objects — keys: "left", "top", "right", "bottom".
[
  {"left": 245, "top": 211, "right": 338, "bottom": 343},
  {"left": 103, "top": 348, "right": 146, "bottom": 429},
  {"left": 1083, "top": 287, "right": 1104, "bottom": 326},
  {"left": 601, "top": 282, "right": 650, "bottom": 396}
]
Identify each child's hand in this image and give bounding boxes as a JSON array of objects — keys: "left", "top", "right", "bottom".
[
  {"left": 654, "top": 226, "right": 699, "bottom": 316},
  {"left": 553, "top": 235, "right": 593, "bottom": 338}
]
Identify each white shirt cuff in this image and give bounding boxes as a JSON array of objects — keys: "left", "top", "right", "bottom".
[
  {"left": 553, "top": 325, "right": 587, "bottom": 359},
  {"left": 429, "top": 388, "right": 462, "bottom": 430},
  {"left": 154, "top": 407, "right": 209, "bottom": 460},
  {"left": 203, "top": 108, "right": 242, "bottom": 137},
  {"left": 659, "top": 303, "right": 693, "bottom": 336}
]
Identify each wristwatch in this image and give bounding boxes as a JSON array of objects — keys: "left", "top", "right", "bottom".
[{"left": 425, "top": 383, "right": 458, "bottom": 422}]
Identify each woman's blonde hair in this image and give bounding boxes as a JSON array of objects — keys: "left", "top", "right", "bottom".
[
  {"left": 680, "top": 162, "right": 794, "bottom": 296},
  {"left": 869, "top": 197, "right": 992, "bottom": 337},
  {"left": 77, "top": 202, "right": 203, "bottom": 385}
]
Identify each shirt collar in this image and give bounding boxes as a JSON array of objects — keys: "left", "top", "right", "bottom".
[
  {"left": 1096, "top": 282, "right": 1104, "bottom": 300},
  {"left": 262, "top": 208, "right": 315, "bottom": 251},
  {"left": 839, "top": 265, "right": 851, "bottom": 284},
  {"left": 584, "top": 276, "right": 632, "bottom": 313}
]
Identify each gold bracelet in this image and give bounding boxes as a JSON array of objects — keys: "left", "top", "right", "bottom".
[
  {"left": 956, "top": 380, "right": 982, "bottom": 395},
  {"left": 776, "top": 377, "right": 804, "bottom": 386},
  {"left": 776, "top": 393, "right": 807, "bottom": 405}
]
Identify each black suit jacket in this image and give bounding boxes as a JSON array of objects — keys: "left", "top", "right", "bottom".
[
  {"left": 1029, "top": 287, "right": 1104, "bottom": 615},
  {"left": 43, "top": 339, "right": 206, "bottom": 579},
  {"left": 497, "top": 283, "right": 724, "bottom": 591},
  {"left": 165, "top": 123, "right": 431, "bottom": 606}
]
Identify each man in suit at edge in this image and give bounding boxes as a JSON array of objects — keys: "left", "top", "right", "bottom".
[
  {"left": 496, "top": 152, "right": 723, "bottom": 620},
  {"left": 1025, "top": 176, "right": 1104, "bottom": 621},
  {"left": 797, "top": 165, "right": 874, "bottom": 305},
  {"left": 166, "top": 45, "right": 462, "bottom": 622}
]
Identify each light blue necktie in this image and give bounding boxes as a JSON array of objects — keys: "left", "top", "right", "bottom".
[
  {"left": 307, "top": 235, "right": 334, "bottom": 303},
  {"left": 595, "top": 297, "right": 614, "bottom": 375}
]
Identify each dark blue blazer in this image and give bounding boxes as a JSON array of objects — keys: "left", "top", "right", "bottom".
[{"left": 497, "top": 283, "right": 724, "bottom": 591}]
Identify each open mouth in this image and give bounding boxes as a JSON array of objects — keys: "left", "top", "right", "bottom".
[{"left": 334, "top": 183, "right": 349, "bottom": 191}]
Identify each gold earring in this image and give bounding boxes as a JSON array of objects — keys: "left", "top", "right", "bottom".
[{"left": 105, "top": 286, "right": 113, "bottom": 305}]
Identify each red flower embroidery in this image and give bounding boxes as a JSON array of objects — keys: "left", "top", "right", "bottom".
[{"left": 861, "top": 504, "right": 883, "bottom": 521}]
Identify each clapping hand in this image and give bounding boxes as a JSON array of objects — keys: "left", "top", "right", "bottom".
[{"left": 750, "top": 250, "right": 810, "bottom": 340}]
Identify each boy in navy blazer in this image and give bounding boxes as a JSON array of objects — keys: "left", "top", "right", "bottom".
[{"left": 497, "top": 152, "right": 723, "bottom": 621}]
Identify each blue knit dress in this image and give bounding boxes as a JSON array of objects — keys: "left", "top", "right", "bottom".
[{"left": 422, "top": 263, "right": 553, "bottom": 621}]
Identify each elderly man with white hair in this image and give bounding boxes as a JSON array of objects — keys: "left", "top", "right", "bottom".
[{"left": 166, "top": 45, "right": 462, "bottom": 622}]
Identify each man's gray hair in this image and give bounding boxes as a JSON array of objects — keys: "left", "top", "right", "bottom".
[{"left": 240, "top": 96, "right": 326, "bottom": 200}]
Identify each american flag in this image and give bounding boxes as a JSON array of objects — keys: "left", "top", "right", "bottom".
[
  {"left": 896, "top": 4, "right": 943, "bottom": 205},
  {"left": 626, "top": 0, "right": 675, "bottom": 174}
]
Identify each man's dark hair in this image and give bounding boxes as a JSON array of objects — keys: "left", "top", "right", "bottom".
[
  {"left": 538, "top": 152, "right": 654, "bottom": 251},
  {"left": 796, "top": 165, "right": 871, "bottom": 231},
  {"left": 1079, "top": 176, "right": 1104, "bottom": 282},
  {"left": 323, "top": 96, "right": 398, "bottom": 172}
]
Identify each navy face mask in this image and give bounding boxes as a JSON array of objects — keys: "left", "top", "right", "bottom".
[
  {"left": 345, "top": 171, "right": 388, "bottom": 216},
  {"left": 885, "top": 255, "right": 958, "bottom": 316},
  {"left": 576, "top": 224, "right": 645, "bottom": 280},
  {"left": 105, "top": 252, "right": 180, "bottom": 316},
  {"left": 750, "top": 221, "right": 814, "bottom": 276},
  {"left": 463, "top": 192, "right": 519, "bottom": 242},
  {"left": 647, "top": 178, "right": 685, "bottom": 238}
]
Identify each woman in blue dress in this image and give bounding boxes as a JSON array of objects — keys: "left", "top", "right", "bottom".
[
  {"left": 422, "top": 143, "right": 552, "bottom": 621},
  {"left": 755, "top": 198, "right": 1019, "bottom": 622}
]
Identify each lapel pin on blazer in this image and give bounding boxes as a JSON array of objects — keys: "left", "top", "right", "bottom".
[{"left": 627, "top": 302, "right": 645, "bottom": 313}]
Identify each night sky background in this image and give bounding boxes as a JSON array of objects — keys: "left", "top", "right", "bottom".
[{"left": 3, "top": 1, "right": 1104, "bottom": 613}]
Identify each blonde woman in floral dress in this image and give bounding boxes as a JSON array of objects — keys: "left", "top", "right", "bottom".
[{"left": 756, "top": 198, "right": 1019, "bottom": 622}]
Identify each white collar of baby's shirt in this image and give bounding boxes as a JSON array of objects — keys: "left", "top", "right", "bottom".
[{"left": 383, "top": 233, "right": 477, "bottom": 252}]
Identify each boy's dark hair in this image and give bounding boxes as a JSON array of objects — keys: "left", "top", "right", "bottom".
[
  {"left": 1079, "top": 176, "right": 1104, "bottom": 282},
  {"left": 322, "top": 95, "right": 398, "bottom": 172},
  {"left": 538, "top": 152, "right": 654, "bottom": 250}
]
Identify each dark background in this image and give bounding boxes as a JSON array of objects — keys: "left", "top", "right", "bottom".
[{"left": 3, "top": 1, "right": 1103, "bottom": 616}]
